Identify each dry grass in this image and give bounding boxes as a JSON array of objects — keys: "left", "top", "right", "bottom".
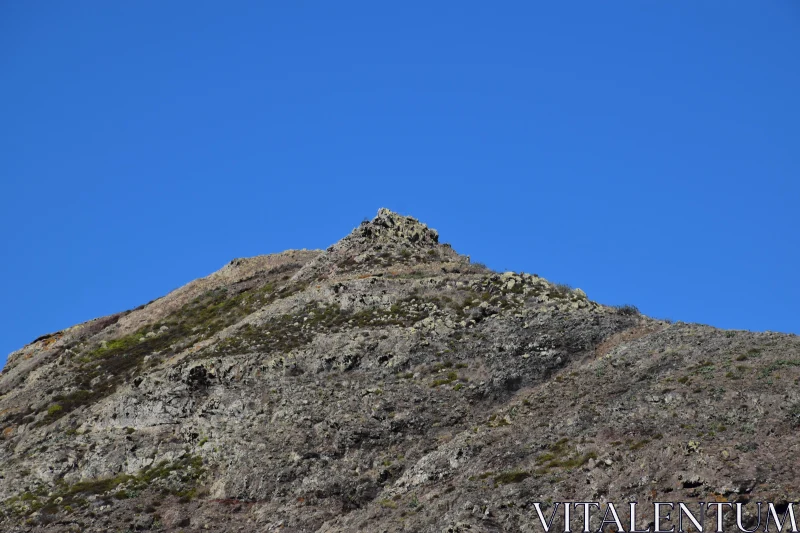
[{"left": 594, "top": 324, "right": 662, "bottom": 359}]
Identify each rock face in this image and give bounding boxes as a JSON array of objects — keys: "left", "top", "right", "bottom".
[{"left": 0, "top": 209, "right": 798, "bottom": 532}]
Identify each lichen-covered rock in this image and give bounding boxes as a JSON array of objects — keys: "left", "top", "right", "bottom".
[{"left": 0, "top": 209, "right": 798, "bottom": 532}]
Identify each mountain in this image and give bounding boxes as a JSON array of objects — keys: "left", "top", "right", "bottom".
[{"left": 1, "top": 208, "right": 798, "bottom": 532}]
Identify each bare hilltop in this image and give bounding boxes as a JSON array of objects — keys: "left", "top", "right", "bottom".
[{"left": 1, "top": 209, "right": 798, "bottom": 532}]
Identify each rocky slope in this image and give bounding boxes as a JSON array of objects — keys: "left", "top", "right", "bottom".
[{"left": 1, "top": 208, "right": 798, "bottom": 532}]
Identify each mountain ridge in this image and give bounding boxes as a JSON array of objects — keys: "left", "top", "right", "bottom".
[{"left": 1, "top": 209, "right": 798, "bottom": 532}]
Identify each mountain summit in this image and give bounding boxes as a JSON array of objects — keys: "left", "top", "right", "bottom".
[
  {"left": 1, "top": 209, "right": 798, "bottom": 532},
  {"left": 348, "top": 207, "right": 441, "bottom": 245}
]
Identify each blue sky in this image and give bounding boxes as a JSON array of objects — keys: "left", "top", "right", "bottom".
[{"left": 2, "top": 2, "right": 798, "bottom": 367}]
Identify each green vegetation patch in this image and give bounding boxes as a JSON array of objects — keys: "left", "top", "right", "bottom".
[
  {"left": 534, "top": 438, "right": 597, "bottom": 475},
  {"left": 430, "top": 371, "right": 459, "bottom": 388},
  {"left": 759, "top": 359, "right": 800, "bottom": 379},
  {"left": 37, "top": 279, "right": 306, "bottom": 425},
  {"left": 210, "top": 296, "right": 443, "bottom": 358},
  {"left": 336, "top": 244, "right": 444, "bottom": 273},
  {"left": 494, "top": 470, "right": 531, "bottom": 485},
  {"left": 1, "top": 455, "right": 205, "bottom": 519}
]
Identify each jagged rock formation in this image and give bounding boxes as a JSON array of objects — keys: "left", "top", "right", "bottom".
[{"left": 0, "top": 209, "right": 798, "bottom": 532}]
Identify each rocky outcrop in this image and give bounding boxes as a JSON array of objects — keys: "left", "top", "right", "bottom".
[
  {"left": 0, "top": 209, "right": 797, "bottom": 532},
  {"left": 352, "top": 207, "right": 441, "bottom": 246}
]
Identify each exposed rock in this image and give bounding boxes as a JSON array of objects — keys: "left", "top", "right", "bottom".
[{"left": 0, "top": 208, "right": 798, "bottom": 532}]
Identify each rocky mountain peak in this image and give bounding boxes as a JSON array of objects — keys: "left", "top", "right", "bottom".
[
  {"left": 353, "top": 207, "right": 439, "bottom": 246},
  {"left": 290, "top": 208, "right": 460, "bottom": 283},
  {"left": 0, "top": 210, "right": 798, "bottom": 532}
]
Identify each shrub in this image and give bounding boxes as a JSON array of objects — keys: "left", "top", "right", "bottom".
[
  {"left": 548, "top": 283, "right": 573, "bottom": 299},
  {"left": 431, "top": 371, "right": 459, "bottom": 387},
  {"left": 614, "top": 305, "right": 640, "bottom": 316}
]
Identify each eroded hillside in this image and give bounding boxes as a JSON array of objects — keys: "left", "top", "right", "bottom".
[{"left": 1, "top": 209, "right": 798, "bottom": 533}]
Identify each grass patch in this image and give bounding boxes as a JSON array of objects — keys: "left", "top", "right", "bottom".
[
  {"left": 1, "top": 455, "right": 205, "bottom": 519},
  {"left": 759, "top": 359, "right": 800, "bottom": 379},
  {"left": 211, "top": 296, "right": 444, "bottom": 358},
  {"left": 431, "top": 371, "right": 458, "bottom": 388},
  {"left": 547, "top": 283, "right": 573, "bottom": 299},
  {"left": 379, "top": 498, "right": 398, "bottom": 509},
  {"left": 494, "top": 470, "right": 531, "bottom": 485},
  {"left": 534, "top": 438, "right": 597, "bottom": 474},
  {"left": 36, "top": 277, "right": 307, "bottom": 425}
]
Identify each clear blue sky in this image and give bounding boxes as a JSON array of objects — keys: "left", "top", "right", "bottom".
[{"left": 2, "top": 2, "right": 798, "bottom": 367}]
